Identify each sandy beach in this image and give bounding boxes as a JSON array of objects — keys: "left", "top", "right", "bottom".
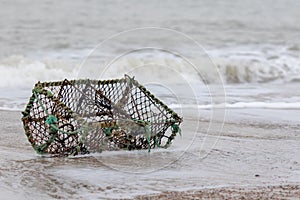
[{"left": 0, "top": 108, "right": 299, "bottom": 199}]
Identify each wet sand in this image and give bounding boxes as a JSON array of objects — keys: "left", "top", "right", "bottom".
[
  {"left": 0, "top": 109, "right": 299, "bottom": 199},
  {"left": 135, "top": 185, "right": 300, "bottom": 199}
]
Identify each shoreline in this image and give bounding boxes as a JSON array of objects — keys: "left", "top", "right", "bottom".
[{"left": 134, "top": 184, "right": 300, "bottom": 199}]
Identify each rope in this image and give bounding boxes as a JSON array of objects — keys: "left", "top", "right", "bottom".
[
  {"left": 171, "top": 124, "right": 181, "bottom": 136},
  {"left": 32, "top": 89, "right": 89, "bottom": 154},
  {"left": 34, "top": 90, "right": 85, "bottom": 135},
  {"left": 33, "top": 89, "right": 48, "bottom": 115}
]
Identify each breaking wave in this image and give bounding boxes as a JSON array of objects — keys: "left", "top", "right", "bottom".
[
  {"left": 0, "top": 47, "right": 299, "bottom": 91},
  {"left": 0, "top": 44, "right": 299, "bottom": 112},
  {"left": 0, "top": 55, "right": 77, "bottom": 89}
]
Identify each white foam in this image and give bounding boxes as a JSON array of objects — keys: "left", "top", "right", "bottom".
[
  {"left": 1, "top": 45, "right": 300, "bottom": 91},
  {"left": 5, "top": 102, "right": 299, "bottom": 113},
  {"left": 0, "top": 106, "right": 23, "bottom": 112},
  {"left": 0, "top": 55, "right": 77, "bottom": 88},
  {"left": 170, "top": 102, "right": 300, "bottom": 110},
  {"left": 207, "top": 44, "right": 300, "bottom": 84},
  {"left": 0, "top": 49, "right": 299, "bottom": 111}
]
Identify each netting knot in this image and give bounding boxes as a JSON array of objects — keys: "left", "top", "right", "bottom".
[
  {"left": 46, "top": 115, "right": 58, "bottom": 125},
  {"left": 46, "top": 115, "right": 58, "bottom": 134},
  {"left": 171, "top": 124, "right": 181, "bottom": 136},
  {"left": 33, "top": 87, "right": 43, "bottom": 94}
]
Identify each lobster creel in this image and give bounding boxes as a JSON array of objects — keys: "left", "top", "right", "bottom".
[{"left": 22, "top": 75, "right": 182, "bottom": 156}]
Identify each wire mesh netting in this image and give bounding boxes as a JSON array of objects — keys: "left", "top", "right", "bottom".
[{"left": 22, "top": 75, "right": 182, "bottom": 156}]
